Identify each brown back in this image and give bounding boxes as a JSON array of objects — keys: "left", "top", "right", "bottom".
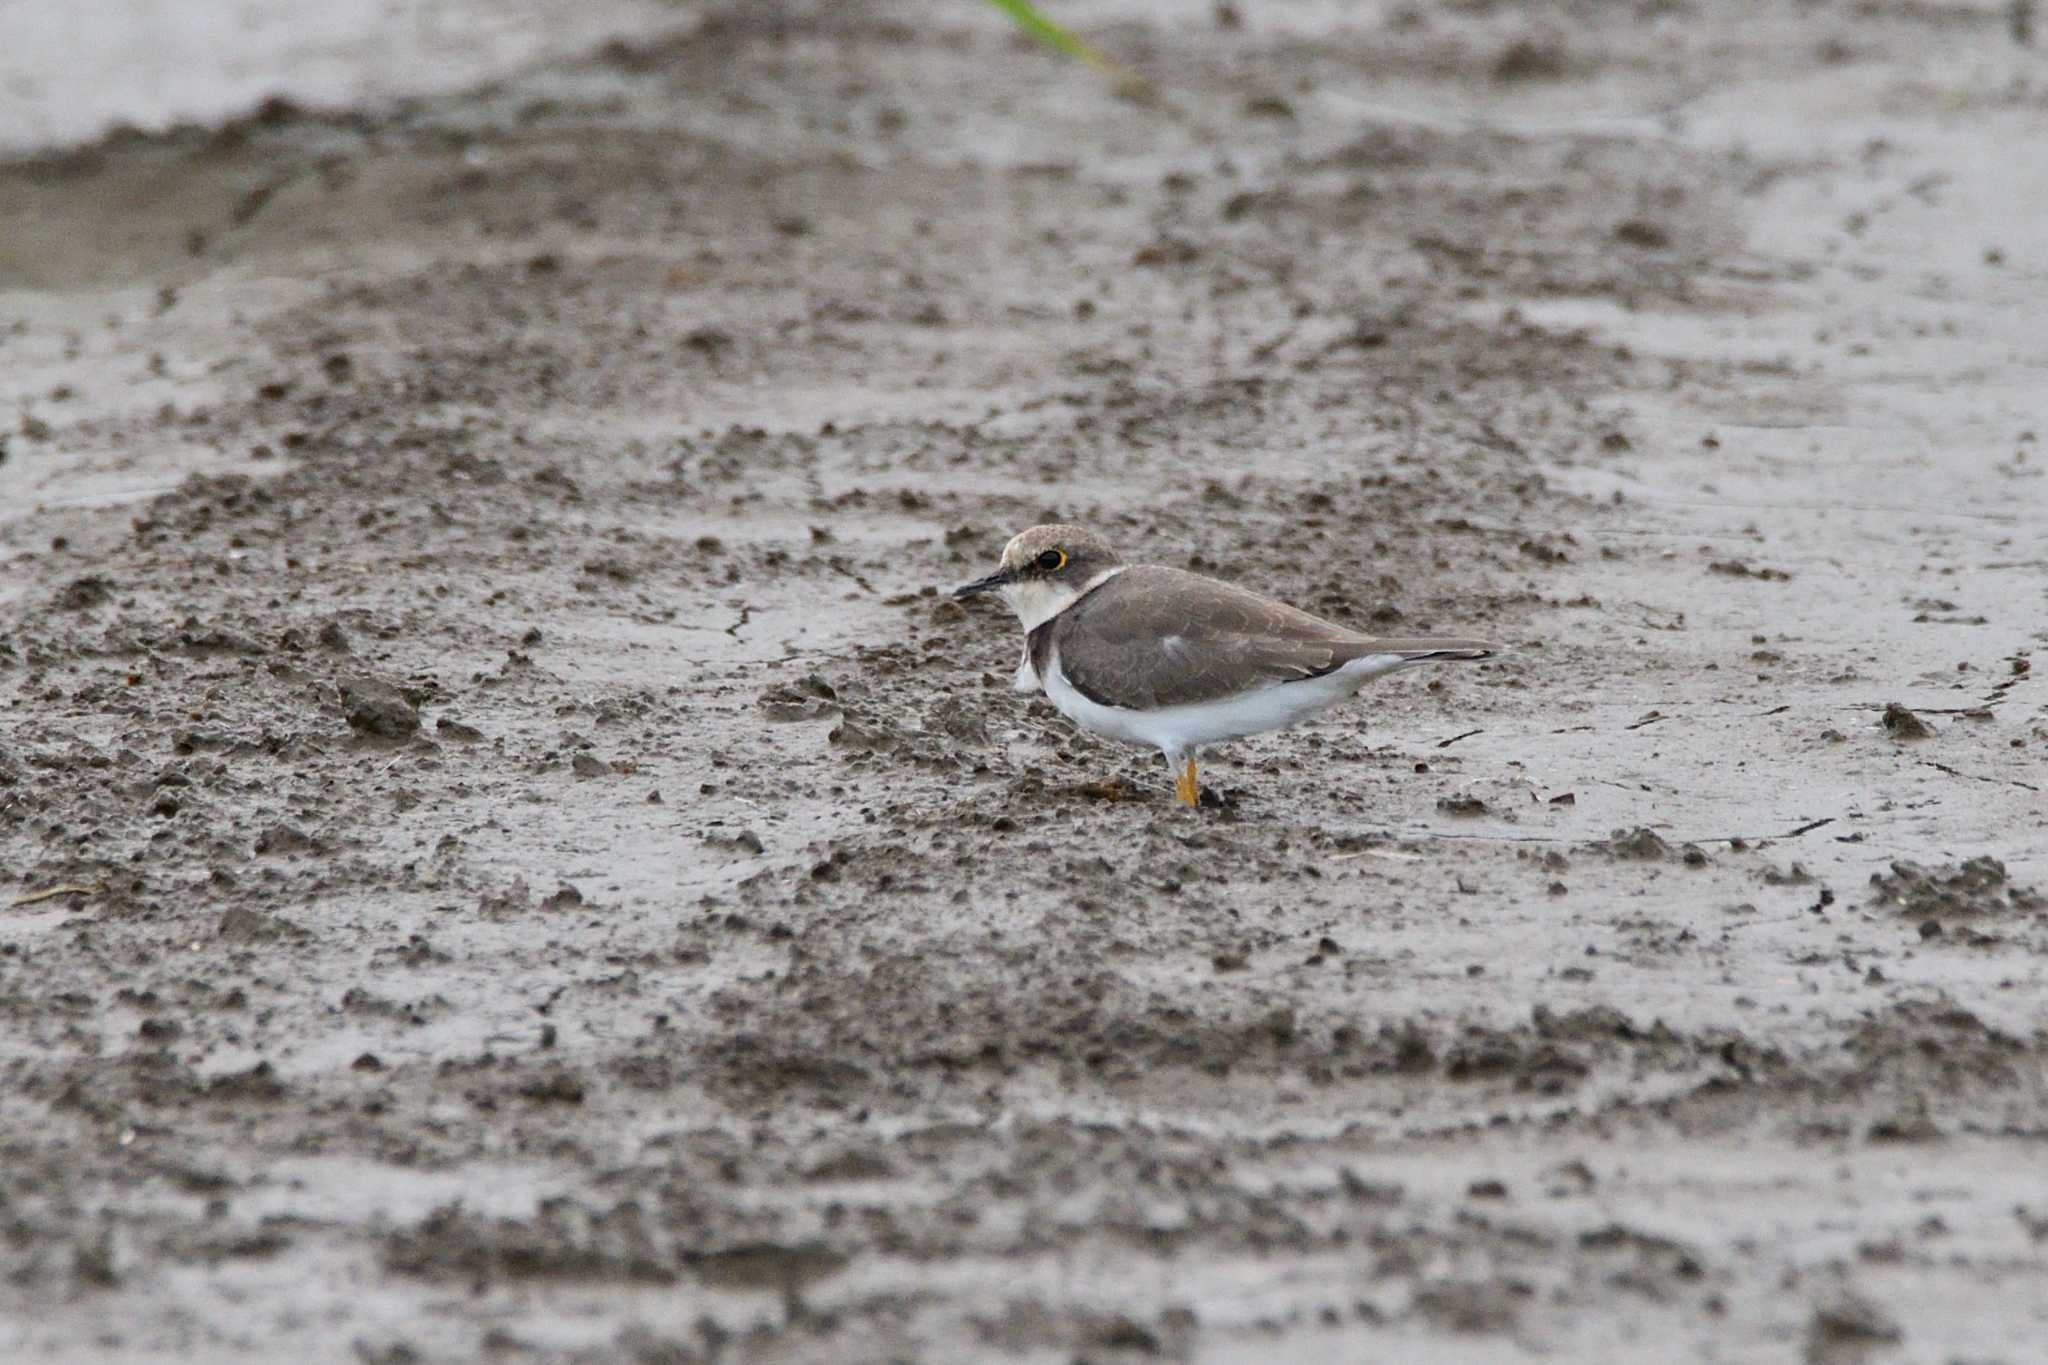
[{"left": 1039, "top": 566, "right": 1492, "bottom": 710}]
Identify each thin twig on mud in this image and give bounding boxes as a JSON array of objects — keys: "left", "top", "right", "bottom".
[
  {"left": 1846, "top": 701, "right": 1999, "bottom": 716},
  {"left": 1356, "top": 815, "right": 1840, "bottom": 849},
  {"left": 1918, "top": 760, "right": 2042, "bottom": 794},
  {"left": 1435, "top": 728, "right": 1484, "bottom": 749},
  {"left": 7, "top": 882, "right": 103, "bottom": 908},
  {"left": 1720, "top": 910, "right": 1830, "bottom": 932},
  {"left": 825, "top": 560, "right": 876, "bottom": 593}
]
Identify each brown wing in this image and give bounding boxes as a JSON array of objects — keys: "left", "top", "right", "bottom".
[{"left": 1051, "top": 566, "right": 1491, "bottom": 710}]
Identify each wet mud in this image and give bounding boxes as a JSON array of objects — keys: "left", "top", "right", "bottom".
[{"left": 3, "top": 3, "right": 2046, "bottom": 1361}]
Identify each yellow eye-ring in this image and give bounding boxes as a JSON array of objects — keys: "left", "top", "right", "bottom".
[{"left": 1036, "top": 548, "right": 1066, "bottom": 572}]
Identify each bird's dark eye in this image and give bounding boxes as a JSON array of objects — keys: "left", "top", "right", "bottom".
[{"left": 1036, "top": 548, "right": 1066, "bottom": 572}]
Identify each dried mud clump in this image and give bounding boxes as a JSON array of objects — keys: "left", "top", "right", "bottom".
[
  {"left": 1868, "top": 857, "right": 2044, "bottom": 919},
  {"left": 1880, "top": 703, "right": 1933, "bottom": 739},
  {"left": 54, "top": 576, "right": 116, "bottom": 611},
  {"left": 1598, "top": 827, "right": 1671, "bottom": 860},
  {"left": 1833, "top": 1002, "right": 2032, "bottom": 1098},
  {"left": 1707, "top": 559, "right": 1793, "bottom": 582},
  {"left": 1806, "top": 1290, "right": 1903, "bottom": 1363},
  {"left": 758, "top": 676, "right": 839, "bottom": 721},
  {"left": 383, "top": 1199, "right": 679, "bottom": 1285},
  {"left": 341, "top": 676, "right": 421, "bottom": 739}
]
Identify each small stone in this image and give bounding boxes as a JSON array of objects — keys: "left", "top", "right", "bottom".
[
  {"left": 253, "top": 824, "right": 323, "bottom": 856},
  {"left": 1807, "top": 1292, "right": 1902, "bottom": 1350},
  {"left": 342, "top": 677, "right": 419, "bottom": 739}
]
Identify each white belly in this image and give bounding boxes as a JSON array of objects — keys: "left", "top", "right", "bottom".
[{"left": 1040, "top": 645, "right": 1416, "bottom": 760}]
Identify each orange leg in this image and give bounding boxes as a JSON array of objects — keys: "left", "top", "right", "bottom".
[{"left": 1174, "top": 756, "right": 1200, "bottom": 807}]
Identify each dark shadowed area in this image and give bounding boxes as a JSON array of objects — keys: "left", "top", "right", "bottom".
[{"left": 2, "top": 1, "right": 2045, "bottom": 1361}]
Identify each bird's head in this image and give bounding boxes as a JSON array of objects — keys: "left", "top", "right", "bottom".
[{"left": 952, "top": 524, "right": 1125, "bottom": 630}]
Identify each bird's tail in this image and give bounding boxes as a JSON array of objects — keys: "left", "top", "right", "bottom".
[{"left": 1369, "top": 637, "right": 1500, "bottom": 663}]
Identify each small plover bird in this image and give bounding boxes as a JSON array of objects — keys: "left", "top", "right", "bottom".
[{"left": 955, "top": 524, "right": 1499, "bottom": 806}]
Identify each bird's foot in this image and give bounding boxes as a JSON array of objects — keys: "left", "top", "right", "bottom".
[{"left": 1175, "top": 757, "right": 1200, "bottom": 807}]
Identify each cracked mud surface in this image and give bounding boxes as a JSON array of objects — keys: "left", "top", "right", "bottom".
[{"left": 3, "top": 3, "right": 2046, "bottom": 1361}]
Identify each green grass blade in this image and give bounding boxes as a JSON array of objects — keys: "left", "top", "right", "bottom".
[{"left": 981, "top": 0, "right": 1128, "bottom": 80}]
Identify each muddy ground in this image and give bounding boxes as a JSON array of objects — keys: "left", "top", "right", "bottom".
[{"left": 3, "top": 2, "right": 2047, "bottom": 1361}]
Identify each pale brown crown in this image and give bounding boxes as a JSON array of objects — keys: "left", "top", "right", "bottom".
[{"left": 997, "top": 524, "right": 1123, "bottom": 585}]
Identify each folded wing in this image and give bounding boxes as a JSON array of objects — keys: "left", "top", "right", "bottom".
[{"left": 1052, "top": 566, "right": 1495, "bottom": 710}]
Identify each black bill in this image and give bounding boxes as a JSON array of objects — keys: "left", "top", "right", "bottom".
[{"left": 952, "top": 569, "right": 1012, "bottom": 599}]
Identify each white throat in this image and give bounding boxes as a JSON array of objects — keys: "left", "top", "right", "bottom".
[{"left": 1001, "top": 565, "right": 1126, "bottom": 633}]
